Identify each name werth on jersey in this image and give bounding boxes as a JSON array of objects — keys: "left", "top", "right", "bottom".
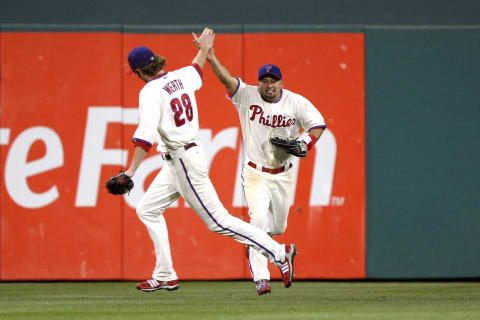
[
  {"left": 162, "top": 79, "right": 184, "bottom": 95},
  {"left": 249, "top": 105, "right": 296, "bottom": 128}
]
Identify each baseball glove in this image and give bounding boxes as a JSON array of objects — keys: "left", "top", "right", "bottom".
[
  {"left": 106, "top": 172, "right": 134, "bottom": 195},
  {"left": 270, "top": 136, "right": 307, "bottom": 158}
]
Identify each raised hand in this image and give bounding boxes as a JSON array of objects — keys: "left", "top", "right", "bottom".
[
  {"left": 192, "top": 28, "right": 215, "bottom": 50},
  {"left": 192, "top": 28, "right": 215, "bottom": 59}
]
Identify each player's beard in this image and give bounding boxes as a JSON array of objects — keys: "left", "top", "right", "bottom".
[{"left": 260, "top": 88, "right": 277, "bottom": 103}]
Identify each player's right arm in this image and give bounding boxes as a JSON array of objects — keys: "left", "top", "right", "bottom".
[
  {"left": 191, "top": 28, "right": 214, "bottom": 70},
  {"left": 191, "top": 31, "right": 238, "bottom": 95},
  {"left": 190, "top": 42, "right": 235, "bottom": 97},
  {"left": 207, "top": 52, "right": 239, "bottom": 96}
]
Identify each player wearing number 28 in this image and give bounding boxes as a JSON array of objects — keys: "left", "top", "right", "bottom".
[
  {"left": 123, "top": 28, "right": 296, "bottom": 293},
  {"left": 204, "top": 38, "right": 326, "bottom": 295}
]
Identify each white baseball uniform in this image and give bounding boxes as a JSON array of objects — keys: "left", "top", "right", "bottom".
[
  {"left": 132, "top": 65, "right": 288, "bottom": 281},
  {"left": 227, "top": 78, "right": 326, "bottom": 282}
]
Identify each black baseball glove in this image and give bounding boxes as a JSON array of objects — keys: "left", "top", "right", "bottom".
[
  {"left": 106, "top": 172, "right": 134, "bottom": 195},
  {"left": 270, "top": 136, "right": 307, "bottom": 158}
]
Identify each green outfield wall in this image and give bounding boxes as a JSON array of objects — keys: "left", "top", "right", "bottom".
[
  {"left": 1, "top": 0, "right": 479, "bottom": 25},
  {"left": 365, "top": 26, "right": 480, "bottom": 278}
]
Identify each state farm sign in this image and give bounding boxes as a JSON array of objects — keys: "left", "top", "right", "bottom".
[{"left": 0, "top": 30, "right": 365, "bottom": 280}]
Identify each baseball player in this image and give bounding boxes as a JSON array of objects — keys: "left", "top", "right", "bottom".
[
  {"left": 122, "top": 28, "right": 296, "bottom": 292},
  {"left": 203, "top": 42, "right": 326, "bottom": 295}
]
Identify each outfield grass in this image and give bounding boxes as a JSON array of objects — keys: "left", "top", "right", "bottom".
[{"left": 0, "top": 281, "right": 479, "bottom": 319}]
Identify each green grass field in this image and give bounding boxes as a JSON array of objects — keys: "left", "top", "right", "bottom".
[{"left": 1, "top": 281, "right": 479, "bottom": 319}]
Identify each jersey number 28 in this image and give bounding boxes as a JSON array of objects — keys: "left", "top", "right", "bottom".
[{"left": 170, "top": 93, "right": 193, "bottom": 127}]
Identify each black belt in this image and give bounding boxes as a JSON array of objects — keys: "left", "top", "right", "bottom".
[
  {"left": 162, "top": 143, "right": 197, "bottom": 161},
  {"left": 247, "top": 161, "right": 292, "bottom": 174}
]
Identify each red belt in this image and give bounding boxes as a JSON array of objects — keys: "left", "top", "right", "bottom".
[
  {"left": 163, "top": 143, "right": 197, "bottom": 161},
  {"left": 183, "top": 142, "right": 197, "bottom": 151},
  {"left": 247, "top": 161, "right": 292, "bottom": 174}
]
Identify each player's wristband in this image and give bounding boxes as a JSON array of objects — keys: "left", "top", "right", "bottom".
[{"left": 299, "top": 132, "right": 318, "bottom": 151}]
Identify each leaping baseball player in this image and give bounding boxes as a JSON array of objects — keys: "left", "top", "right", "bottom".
[
  {"left": 199, "top": 36, "right": 326, "bottom": 295},
  {"left": 107, "top": 28, "right": 297, "bottom": 293}
]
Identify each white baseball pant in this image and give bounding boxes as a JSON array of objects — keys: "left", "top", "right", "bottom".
[{"left": 242, "top": 163, "right": 293, "bottom": 282}]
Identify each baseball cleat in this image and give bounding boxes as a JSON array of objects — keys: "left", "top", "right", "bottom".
[
  {"left": 279, "top": 244, "right": 297, "bottom": 288},
  {"left": 256, "top": 279, "right": 272, "bottom": 295},
  {"left": 136, "top": 279, "right": 179, "bottom": 292}
]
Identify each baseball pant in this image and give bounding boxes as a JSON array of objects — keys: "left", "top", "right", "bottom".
[
  {"left": 242, "top": 164, "right": 293, "bottom": 282},
  {"left": 136, "top": 143, "right": 287, "bottom": 281}
]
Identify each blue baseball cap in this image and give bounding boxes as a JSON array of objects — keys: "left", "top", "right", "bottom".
[
  {"left": 258, "top": 64, "right": 282, "bottom": 80},
  {"left": 128, "top": 46, "right": 156, "bottom": 71}
]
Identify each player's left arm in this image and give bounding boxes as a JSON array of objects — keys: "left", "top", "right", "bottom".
[
  {"left": 297, "top": 97, "right": 327, "bottom": 151},
  {"left": 298, "top": 127, "right": 325, "bottom": 151},
  {"left": 309, "top": 128, "right": 324, "bottom": 140},
  {"left": 125, "top": 88, "right": 158, "bottom": 177},
  {"left": 124, "top": 146, "right": 148, "bottom": 177}
]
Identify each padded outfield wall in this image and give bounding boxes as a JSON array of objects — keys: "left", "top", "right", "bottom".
[{"left": 0, "top": 24, "right": 479, "bottom": 280}]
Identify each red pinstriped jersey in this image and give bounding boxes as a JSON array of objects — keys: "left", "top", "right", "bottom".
[
  {"left": 133, "top": 64, "right": 202, "bottom": 153},
  {"left": 228, "top": 78, "right": 326, "bottom": 168}
]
